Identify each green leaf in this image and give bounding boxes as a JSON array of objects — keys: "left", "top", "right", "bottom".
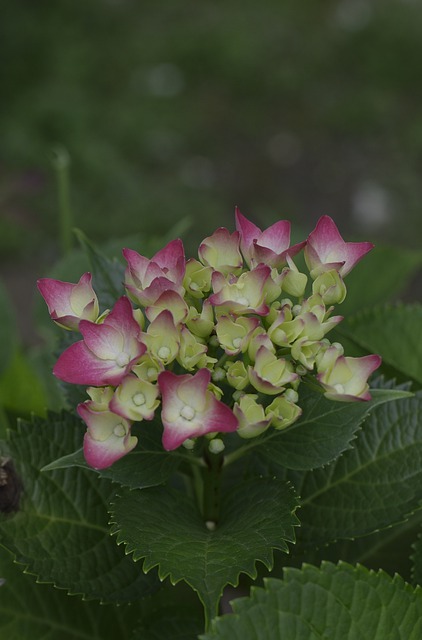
[
  {"left": 132, "top": 614, "right": 203, "bottom": 640},
  {"left": 202, "top": 562, "right": 422, "bottom": 640},
  {"left": 0, "top": 546, "right": 139, "bottom": 640},
  {"left": 110, "top": 478, "right": 299, "bottom": 628},
  {"left": 42, "top": 418, "right": 182, "bottom": 490},
  {"left": 0, "top": 411, "right": 160, "bottom": 603},
  {"left": 287, "top": 386, "right": 422, "bottom": 546},
  {"left": 411, "top": 529, "right": 422, "bottom": 586},
  {"left": 300, "top": 509, "right": 422, "bottom": 582},
  {"left": 338, "top": 304, "right": 422, "bottom": 386},
  {"left": 131, "top": 581, "right": 205, "bottom": 639},
  {"left": 0, "top": 280, "right": 18, "bottom": 376},
  {"left": 339, "top": 245, "right": 422, "bottom": 315},
  {"left": 249, "top": 385, "right": 410, "bottom": 471},
  {"left": 74, "top": 229, "right": 125, "bottom": 310}
]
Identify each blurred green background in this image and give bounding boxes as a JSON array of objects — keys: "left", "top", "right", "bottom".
[{"left": 1, "top": 0, "right": 422, "bottom": 349}]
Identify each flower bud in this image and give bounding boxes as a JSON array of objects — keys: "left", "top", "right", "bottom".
[
  {"left": 234, "top": 394, "right": 272, "bottom": 439},
  {"left": 280, "top": 256, "right": 308, "bottom": 298},
  {"left": 312, "top": 269, "right": 347, "bottom": 305},
  {"left": 265, "top": 395, "right": 302, "bottom": 430},
  {"left": 226, "top": 361, "right": 249, "bottom": 390},
  {"left": 209, "top": 438, "right": 225, "bottom": 454}
]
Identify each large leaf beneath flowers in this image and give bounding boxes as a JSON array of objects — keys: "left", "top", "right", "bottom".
[
  {"left": 411, "top": 528, "right": 422, "bottom": 586},
  {"left": 110, "top": 478, "right": 299, "bottom": 627},
  {"left": 131, "top": 582, "right": 205, "bottom": 640},
  {"left": 286, "top": 386, "right": 422, "bottom": 546},
  {"left": 0, "top": 411, "right": 160, "bottom": 603},
  {"left": 254, "top": 385, "right": 409, "bottom": 470},
  {"left": 42, "top": 416, "right": 181, "bottom": 490},
  {"left": 0, "top": 546, "right": 138, "bottom": 640},
  {"left": 202, "top": 562, "right": 422, "bottom": 640},
  {"left": 338, "top": 304, "right": 422, "bottom": 385}
]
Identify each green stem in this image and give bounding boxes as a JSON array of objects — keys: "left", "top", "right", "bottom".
[
  {"left": 202, "top": 448, "right": 224, "bottom": 527},
  {"left": 191, "top": 462, "right": 204, "bottom": 516},
  {"left": 51, "top": 146, "right": 73, "bottom": 256}
]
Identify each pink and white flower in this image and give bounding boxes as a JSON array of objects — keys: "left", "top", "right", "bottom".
[
  {"left": 235, "top": 208, "right": 305, "bottom": 268},
  {"left": 317, "top": 354, "right": 382, "bottom": 401},
  {"left": 198, "top": 227, "right": 243, "bottom": 275},
  {"left": 141, "top": 309, "right": 180, "bottom": 365},
  {"left": 145, "top": 290, "right": 189, "bottom": 325},
  {"left": 37, "top": 272, "right": 99, "bottom": 331},
  {"left": 53, "top": 296, "right": 145, "bottom": 386},
  {"left": 234, "top": 394, "right": 272, "bottom": 439},
  {"left": 158, "top": 368, "right": 238, "bottom": 450},
  {"left": 110, "top": 374, "right": 160, "bottom": 421},
  {"left": 215, "top": 315, "right": 260, "bottom": 355},
  {"left": 248, "top": 346, "right": 298, "bottom": 395},
  {"left": 209, "top": 264, "right": 271, "bottom": 316},
  {"left": 304, "top": 215, "right": 374, "bottom": 278},
  {"left": 123, "top": 238, "right": 186, "bottom": 306},
  {"left": 78, "top": 401, "right": 137, "bottom": 469}
]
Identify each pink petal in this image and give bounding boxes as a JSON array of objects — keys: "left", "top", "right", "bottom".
[
  {"left": 235, "top": 207, "right": 261, "bottom": 257},
  {"left": 37, "top": 272, "right": 98, "bottom": 330},
  {"left": 306, "top": 216, "right": 374, "bottom": 276},
  {"left": 126, "top": 276, "right": 182, "bottom": 307},
  {"left": 79, "top": 322, "right": 124, "bottom": 359},
  {"left": 53, "top": 341, "right": 140, "bottom": 386},
  {"left": 158, "top": 369, "right": 238, "bottom": 450},
  {"left": 123, "top": 248, "right": 151, "bottom": 284},
  {"left": 78, "top": 404, "right": 137, "bottom": 469},
  {"left": 152, "top": 238, "right": 186, "bottom": 281},
  {"left": 103, "top": 296, "right": 142, "bottom": 337},
  {"left": 258, "top": 220, "right": 291, "bottom": 253},
  {"left": 37, "top": 278, "right": 74, "bottom": 315}
]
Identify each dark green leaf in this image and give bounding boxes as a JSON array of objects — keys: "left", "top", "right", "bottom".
[
  {"left": 339, "top": 245, "right": 422, "bottom": 315},
  {"left": 202, "top": 562, "right": 422, "bottom": 640},
  {"left": 74, "top": 229, "right": 125, "bottom": 310},
  {"left": 0, "top": 411, "right": 160, "bottom": 603},
  {"left": 131, "top": 581, "right": 205, "bottom": 639},
  {"left": 0, "top": 546, "right": 138, "bottom": 640},
  {"left": 251, "top": 386, "right": 410, "bottom": 470},
  {"left": 287, "top": 387, "right": 422, "bottom": 545},
  {"left": 338, "top": 304, "right": 422, "bottom": 386},
  {"left": 110, "top": 478, "right": 299, "bottom": 627},
  {"left": 42, "top": 417, "right": 182, "bottom": 490},
  {"left": 411, "top": 528, "right": 422, "bottom": 586}
]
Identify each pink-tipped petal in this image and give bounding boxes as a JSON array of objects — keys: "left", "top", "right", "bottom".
[
  {"left": 152, "top": 238, "right": 186, "bottom": 283},
  {"left": 78, "top": 403, "right": 137, "bottom": 469},
  {"left": 305, "top": 216, "right": 374, "bottom": 277},
  {"left": 54, "top": 296, "right": 145, "bottom": 386},
  {"left": 258, "top": 220, "right": 291, "bottom": 253},
  {"left": 235, "top": 208, "right": 261, "bottom": 260},
  {"left": 318, "top": 354, "right": 382, "bottom": 401},
  {"left": 158, "top": 369, "right": 238, "bottom": 450},
  {"left": 37, "top": 272, "right": 98, "bottom": 330},
  {"left": 198, "top": 227, "right": 243, "bottom": 274}
]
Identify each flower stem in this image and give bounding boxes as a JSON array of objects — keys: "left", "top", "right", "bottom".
[{"left": 202, "top": 448, "right": 224, "bottom": 528}]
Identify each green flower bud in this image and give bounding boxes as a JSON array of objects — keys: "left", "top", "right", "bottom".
[
  {"left": 226, "top": 360, "right": 249, "bottom": 390},
  {"left": 266, "top": 395, "right": 302, "bottom": 430},
  {"left": 234, "top": 394, "right": 272, "bottom": 439},
  {"left": 312, "top": 269, "right": 347, "bottom": 305},
  {"left": 209, "top": 438, "right": 225, "bottom": 454}
]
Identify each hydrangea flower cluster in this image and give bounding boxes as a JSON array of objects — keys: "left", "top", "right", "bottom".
[{"left": 38, "top": 211, "right": 381, "bottom": 469}]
